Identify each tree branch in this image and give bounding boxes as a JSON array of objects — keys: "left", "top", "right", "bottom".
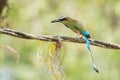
[{"left": 0, "top": 28, "right": 120, "bottom": 49}]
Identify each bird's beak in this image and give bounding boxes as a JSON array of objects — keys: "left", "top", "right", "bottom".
[{"left": 51, "top": 18, "right": 61, "bottom": 23}]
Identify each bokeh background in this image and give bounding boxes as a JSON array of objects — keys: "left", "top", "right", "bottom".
[{"left": 0, "top": 0, "right": 120, "bottom": 80}]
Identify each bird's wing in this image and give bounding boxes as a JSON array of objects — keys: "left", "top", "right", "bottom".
[{"left": 73, "top": 21, "right": 86, "bottom": 33}]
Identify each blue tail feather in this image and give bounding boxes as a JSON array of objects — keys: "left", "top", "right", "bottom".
[
  {"left": 85, "top": 37, "right": 99, "bottom": 73},
  {"left": 83, "top": 31, "right": 91, "bottom": 51},
  {"left": 83, "top": 31, "right": 99, "bottom": 73},
  {"left": 85, "top": 37, "right": 91, "bottom": 52}
]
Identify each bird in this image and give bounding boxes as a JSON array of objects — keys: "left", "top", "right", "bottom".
[{"left": 51, "top": 16, "right": 99, "bottom": 73}]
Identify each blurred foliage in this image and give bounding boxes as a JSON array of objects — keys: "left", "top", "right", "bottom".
[{"left": 0, "top": 0, "right": 120, "bottom": 80}]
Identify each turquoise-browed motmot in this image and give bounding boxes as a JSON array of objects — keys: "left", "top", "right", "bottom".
[{"left": 51, "top": 16, "right": 99, "bottom": 73}]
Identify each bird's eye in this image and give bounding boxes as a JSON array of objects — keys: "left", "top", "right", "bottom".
[{"left": 59, "top": 17, "right": 67, "bottom": 21}]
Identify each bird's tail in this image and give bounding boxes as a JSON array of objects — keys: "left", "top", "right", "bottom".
[{"left": 85, "top": 36, "right": 99, "bottom": 73}]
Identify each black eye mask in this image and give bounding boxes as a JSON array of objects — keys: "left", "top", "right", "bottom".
[{"left": 59, "top": 16, "right": 67, "bottom": 21}]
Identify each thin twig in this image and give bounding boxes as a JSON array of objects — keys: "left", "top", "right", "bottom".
[
  {"left": 0, "top": 45, "right": 19, "bottom": 63},
  {"left": 0, "top": 28, "right": 120, "bottom": 49}
]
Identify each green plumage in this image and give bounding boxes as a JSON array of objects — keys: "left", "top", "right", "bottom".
[{"left": 61, "top": 17, "right": 86, "bottom": 34}]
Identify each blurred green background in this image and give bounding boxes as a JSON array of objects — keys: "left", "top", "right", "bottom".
[{"left": 0, "top": 0, "right": 120, "bottom": 80}]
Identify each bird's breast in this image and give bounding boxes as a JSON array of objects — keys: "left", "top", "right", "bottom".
[{"left": 74, "top": 30, "right": 82, "bottom": 34}]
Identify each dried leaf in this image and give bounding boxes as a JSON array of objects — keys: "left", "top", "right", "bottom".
[{"left": 48, "top": 42, "right": 66, "bottom": 80}]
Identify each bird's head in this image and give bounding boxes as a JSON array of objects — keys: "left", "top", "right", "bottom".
[{"left": 51, "top": 16, "right": 73, "bottom": 24}]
